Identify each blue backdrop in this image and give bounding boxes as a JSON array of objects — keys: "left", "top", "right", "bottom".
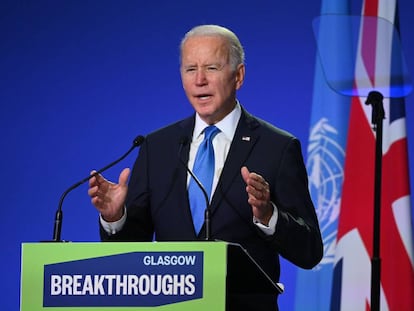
[{"left": 1, "top": 1, "right": 413, "bottom": 310}]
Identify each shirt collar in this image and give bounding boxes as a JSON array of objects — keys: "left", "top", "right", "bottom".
[{"left": 193, "top": 101, "right": 242, "bottom": 141}]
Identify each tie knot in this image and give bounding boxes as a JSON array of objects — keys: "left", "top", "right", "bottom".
[{"left": 203, "top": 125, "right": 220, "bottom": 142}]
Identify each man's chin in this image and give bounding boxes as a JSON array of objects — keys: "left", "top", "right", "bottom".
[{"left": 196, "top": 110, "right": 218, "bottom": 124}]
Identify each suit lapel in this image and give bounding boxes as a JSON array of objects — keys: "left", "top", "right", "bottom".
[
  {"left": 177, "top": 116, "right": 195, "bottom": 165},
  {"left": 210, "top": 108, "right": 260, "bottom": 212}
]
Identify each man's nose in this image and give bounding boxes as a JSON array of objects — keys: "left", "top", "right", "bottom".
[{"left": 195, "top": 70, "right": 208, "bottom": 85}]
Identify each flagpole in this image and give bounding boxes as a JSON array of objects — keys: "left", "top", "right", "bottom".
[{"left": 365, "top": 90, "right": 385, "bottom": 311}]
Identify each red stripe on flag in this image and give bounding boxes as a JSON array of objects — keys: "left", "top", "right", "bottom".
[
  {"left": 363, "top": 0, "right": 378, "bottom": 16},
  {"left": 337, "top": 97, "right": 374, "bottom": 257}
]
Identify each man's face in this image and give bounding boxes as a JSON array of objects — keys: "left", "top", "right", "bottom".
[{"left": 180, "top": 35, "right": 245, "bottom": 124}]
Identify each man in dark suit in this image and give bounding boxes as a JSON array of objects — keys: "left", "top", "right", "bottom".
[{"left": 89, "top": 24, "right": 323, "bottom": 310}]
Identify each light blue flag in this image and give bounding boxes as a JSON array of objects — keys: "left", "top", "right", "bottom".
[{"left": 294, "top": 1, "right": 352, "bottom": 310}]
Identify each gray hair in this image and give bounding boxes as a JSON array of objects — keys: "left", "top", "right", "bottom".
[{"left": 179, "top": 24, "right": 245, "bottom": 71}]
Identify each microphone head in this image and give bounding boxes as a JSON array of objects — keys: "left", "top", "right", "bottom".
[{"left": 133, "top": 135, "right": 145, "bottom": 147}]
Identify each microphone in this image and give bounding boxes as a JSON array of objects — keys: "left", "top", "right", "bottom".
[
  {"left": 178, "top": 136, "right": 213, "bottom": 241},
  {"left": 50, "top": 135, "right": 145, "bottom": 242}
]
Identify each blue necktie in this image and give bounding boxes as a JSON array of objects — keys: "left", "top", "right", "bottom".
[{"left": 188, "top": 125, "right": 220, "bottom": 234}]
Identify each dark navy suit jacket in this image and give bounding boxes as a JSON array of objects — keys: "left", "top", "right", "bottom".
[{"left": 101, "top": 106, "right": 323, "bottom": 302}]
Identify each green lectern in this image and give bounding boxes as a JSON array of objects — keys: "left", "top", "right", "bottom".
[{"left": 21, "top": 241, "right": 282, "bottom": 311}]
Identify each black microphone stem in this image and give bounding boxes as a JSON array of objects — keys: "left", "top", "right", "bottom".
[
  {"left": 51, "top": 135, "right": 145, "bottom": 242},
  {"left": 186, "top": 168, "right": 211, "bottom": 240},
  {"left": 178, "top": 138, "right": 212, "bottom": 241},
  {"left": 365, "top": 91, "right": 384, "bottom": 311}
]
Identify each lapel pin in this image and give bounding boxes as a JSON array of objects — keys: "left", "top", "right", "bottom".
[{"left": 242, "top": 136, "right": 251, "bottom": 141}]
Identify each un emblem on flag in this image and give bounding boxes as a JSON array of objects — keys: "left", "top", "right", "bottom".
[{"left": 307, "top": 118, "right": 345, "bottom": 268}]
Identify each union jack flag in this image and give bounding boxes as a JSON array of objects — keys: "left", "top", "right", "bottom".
[{"left": 332, "top": 0, "right": 414, "bottom": 310}]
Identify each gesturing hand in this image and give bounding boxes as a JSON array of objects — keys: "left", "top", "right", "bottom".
[
  {"left": 241, "top": 166, "right": 274, "bottom": 225},
  {"left": 88, "top": 168, "right": 130, "bottom": 222}
]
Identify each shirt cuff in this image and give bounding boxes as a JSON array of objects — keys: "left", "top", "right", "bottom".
[
  {"left": 100, "top": 207, "right": 127, "bottom": 235},
  {"left": 253, "top": 202, "right": 278, "bottom": 236}
]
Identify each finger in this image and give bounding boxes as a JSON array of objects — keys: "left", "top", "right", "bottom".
[
  {"left": 247, "top": 172, "right": 264, "bottom": 185},
  {"left": 242, "top": 167, "right": 257, "bottom": 198},
  {"left": 89, "top": 170, "right": 107, "bottom": 186},
  {"left": 87, "top": 185, "right": 98, "bottom": 197},
  {"left": 249, "top": 174, "right": 269, "bottom": 192},
  {"left": 94, "top": 172, "right": 107, "bottom": 185},
  {"left": 118, "top": 168, "right": 131, "bottom": 186},
  {"left": 243, "top": 168, "right": 264, "bottom": 196},
  {"left": 247, "top": 185, "right": 265, "bottom": 201},
  {"left": 89, "top": 170, "right": 98, "bottom": 186},
  {"left": 91, "top": 196, "right": 105, "bottom": 211},
  {"left": 241, "top": 166, "right": 250, "bottom": 183}
]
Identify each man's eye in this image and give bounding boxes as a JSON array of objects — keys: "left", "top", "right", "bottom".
[{"left": 207, "top": 66, "right": 218, "bottom": 71}]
